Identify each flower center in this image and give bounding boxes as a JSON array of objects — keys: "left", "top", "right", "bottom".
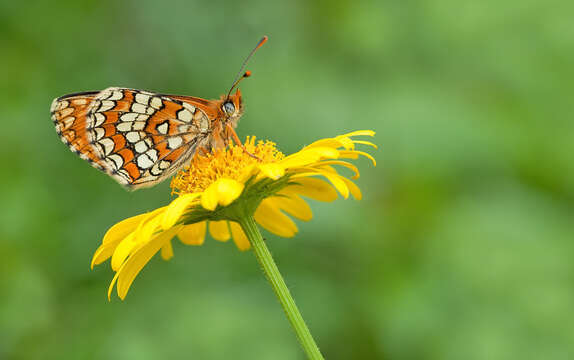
[{"left": 170, "top": 137, "right": 284, "bottom": 195}]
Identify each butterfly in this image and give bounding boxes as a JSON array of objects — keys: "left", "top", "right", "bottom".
[{"left": 50, "top": 36, "right": 267, "bottom": 190}]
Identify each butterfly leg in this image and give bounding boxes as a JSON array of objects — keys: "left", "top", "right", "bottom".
[{"left": 225, "top": 123, "right": 261, "bottom": 161}]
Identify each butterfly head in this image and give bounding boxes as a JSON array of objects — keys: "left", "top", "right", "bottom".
[{"left": 221, "top": 88, "right": 243, "bottom": 124}]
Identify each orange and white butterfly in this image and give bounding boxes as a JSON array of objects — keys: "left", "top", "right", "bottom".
[{"left": 50, "top": 36, "right": 267, "bottom": 190}]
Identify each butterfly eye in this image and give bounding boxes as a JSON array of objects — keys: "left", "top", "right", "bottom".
[{"left": 223, "top": 102, "right": 235, "bottom": 115}]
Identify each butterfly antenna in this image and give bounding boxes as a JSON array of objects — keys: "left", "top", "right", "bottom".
[{"left": 226, "top": 36, "right": 268, "bottom": 99}]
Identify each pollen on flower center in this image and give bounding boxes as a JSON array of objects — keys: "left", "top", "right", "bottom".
[{"left": 170, "top": 137, "right": 284, "bottom": 195}]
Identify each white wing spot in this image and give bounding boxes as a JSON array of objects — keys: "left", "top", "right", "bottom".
[
  {"left": 99, "top": 100, "right": 116, "bottom": 112},
  {"left": 167, "top": 136, "right": 183, "bottom": 149},
  {"left": 135, "top": 93, "right": 151, "bottom": 105},
  {"left": 183, "top": 103, "right": 196, "bottom": 113},
  {"left": 72, "top": 98, "right": 88, "bottom": 105},
  {"left": 150, "top": 97, "right": 163, "bottom": 109},
  {"left": 98, "top": 138, "right": 115, "bottom": 155},
  {"left": 137, "top": 154, "right": 154, "bottom": 169},
  {"left": 177, "top": 108, "right": 193, "bottom": 122},
  {"left": 60, "top": 107, "right": 74, "bottom": 117},
  {"left": 134, "top": 140, "right": 149, "bottom": 153},
  {"left": 94, "top": 113, "right": 106, "bottom": 127},
  {"left": 126, "top": 131, "right": 141, "bottom": 143},
  {"left": 94, "top": 127, "right": 105, "bottom": 140},
  {"left": 62, "top": 116, "right": 75, "bottom": 128},
  {"left": 107, "top": 91, "right": 124, "bottom": 101},
  {"left": 131, "top": 103, "right": 147, "bottom": 113},
  {"left": 157, "top": 122, "right": 169, "bottom": 134},
  {"left": 56, "top": 100, "right": 69, "bottom": 111},
  {"left": 145, "top": 149, "right": 158, "bottom": 162},
  {"left": 132, "top": 121, "right": 146, "bottom": 131},
  {"left": 116, "top": 122, "right": 132, "bottom": 132},
  {"left": 120, "top": 113, "right": 139, "bottom": 122},
  {"left": 107, "top": 154, "right": 124, "bottom": 170}
]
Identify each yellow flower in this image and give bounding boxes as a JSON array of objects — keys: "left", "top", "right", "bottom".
[{"left": 92, "top": 130, "right": 376, "bottom": 299}]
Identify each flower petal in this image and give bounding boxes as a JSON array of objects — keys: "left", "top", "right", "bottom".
[
  {"left": 285, "top": 177, "right": 338, "bottom": 202},
  {"left": 115, "top": 226, "right": 181, "bottom": 300},
  {"left": 177, "top": 222, "right": 207, "bottom": 245},
  {"left": 339, "top": 150, "right": 376, "bottom": 166},
  {"left": 93, "top": 209, "right": 165, "bottom": 269},
  {"left": 351, "top": 140, "right": 378, "bottom": 149},
  {"left": 303, "top": 138, "right": 347, "bottom": 150},
  {"left": 201, "top": 179, "right": 244, "bottom": 211},
  {"left": 258, "top": 163, "right": 285, "bottom": 179},
  {"left": 314, "top": 160, "right": 360, "bottom": 179},
  {"left": 229, "top": 222, "right": 251, "bottom": 251},
  {"left": 160, "top": 240, "right": 174, "bottom": 260},
  {"left": 270, "top": 192, "right": 313, "bottom": 221},
  {"left": 340, "top": 176, "right": 362, "bottom": 200},
  {"left": 209, "top": 221, "right": 231, "bottom": 241},
  {"left": 254, "top": 199, "right": 298, "bottom": 237},
  {"left": 340, "top": 130, "right": 376, "bottom": 137},
  {"left": 320, "top": 172, "right": 350, "bottom": 199},
  {"left": 102, "top": 212, "right": 150, "bottom": 245},
  {"left": 133, "top": 211, "right": 163, "bottom": 248},
  {"left": 110, "top": 232, "right": 138, "bottom": 271},
  {"left": 161, "top": 193, "right": 201, "bottom": 230},
  {"left": 280, "top": 147, "right": 340, "bottom": 169}
]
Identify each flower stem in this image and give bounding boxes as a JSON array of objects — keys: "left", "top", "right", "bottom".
[{"left": 239, "top": 216, "right": 325, "bottom": 360}]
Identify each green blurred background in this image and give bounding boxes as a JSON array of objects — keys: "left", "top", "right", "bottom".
[{"left": 1, "top": 0, "right": 573, "bottom": 359}]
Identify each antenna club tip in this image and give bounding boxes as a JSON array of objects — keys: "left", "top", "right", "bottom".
[
  {"left": 244, "top": 70, "right": 252, "bottom": 77},
  {"left": 257, "top": 36, "right": 268, "bottom": 49}
]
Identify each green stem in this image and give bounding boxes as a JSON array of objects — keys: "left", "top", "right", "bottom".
[{"left": 239, "top": 215, "right": 325, "bottom": 360}]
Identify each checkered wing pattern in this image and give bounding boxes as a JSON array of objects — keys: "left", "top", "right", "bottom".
[{"left": 51, "top": 87, "right": 213, "bottom": 189}]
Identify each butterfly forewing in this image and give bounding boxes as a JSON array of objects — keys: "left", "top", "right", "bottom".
[{"left": 51, "top": 87, "right": 214, "bottom": 189}]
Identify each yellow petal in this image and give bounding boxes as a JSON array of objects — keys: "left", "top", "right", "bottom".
[
  {"left": 115, "top": 226, "right": 180, "bottom": 300},
  {"left": 90, "top": 245, "right": 112, "bottom": 269},
  {"left": 160, "top": 240, "right": 174, "bottom": 260},
  {"left": 285, "top": 177, "right": 338, "bottom": 202},
  {"left": 270, "top": 192, "right": 313, "bottom": 221},
  {"left": 201, "top": 179, "right": 244, "bottom": 211},
  {"left": 111, "top": 232, "right": 138, "bottom": 271},
  {"left": 352, "top": 140, "right": 378, "bottom": 149},
  {"left": 258, "top": 163, "right": 285, "bottom": 179},
  {"left": 280, "top": 147, "right": 340, "bottom": 169},
  {"left": 209, "top": 221, "right": 231, "bottom": 242},
  {"left": 229, "top": 222, "right": 251, "bottom": 251},
  {"left": 303, "top": 138, "right": 346, "bottom": 150},
  {"left": 102, "top": 212, "right": 150, "bottom": 245},
  {"left": 313, "top": 160, "right": 360, "bottom": 179},
  {"left": 340, "top": 130, "right": 375, "bottom": 137},
  {"left": 177, "top": 222, "right": 206, "bottom": 245},
  {"left": 133, "top": 212, "right": 163, "bottom": 248},
  {"left": 161, "top": 193, "right": 201, "bottom": 230},
  {"left": 339, "top": 176, "right": 362, "bottom": 200},
  {"left": 93, "top": 209, "right": 164, "bottom": 268},
  {"left": 320, "top": 172, "right": 350, "bottom": 199},
  {"left": 254, "top": 199, "right": 298, "bottom": 237},
  {"left": 333, "top": 136, "right": 355, "bottom": 150},
  {"left": 108, "top": 271, "right": 120, "bottom": 301},
  {"left": 339, "top": 150, "right": 376, "bottom": 166}
]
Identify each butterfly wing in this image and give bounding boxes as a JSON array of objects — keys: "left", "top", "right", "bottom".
[{"left": 51, "top": 87, "right": 214, "bottom": 189}]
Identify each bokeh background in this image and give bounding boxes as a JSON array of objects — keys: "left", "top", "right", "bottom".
[{"left": 1, "top": 0, "right": 573, "bottom": 359}]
